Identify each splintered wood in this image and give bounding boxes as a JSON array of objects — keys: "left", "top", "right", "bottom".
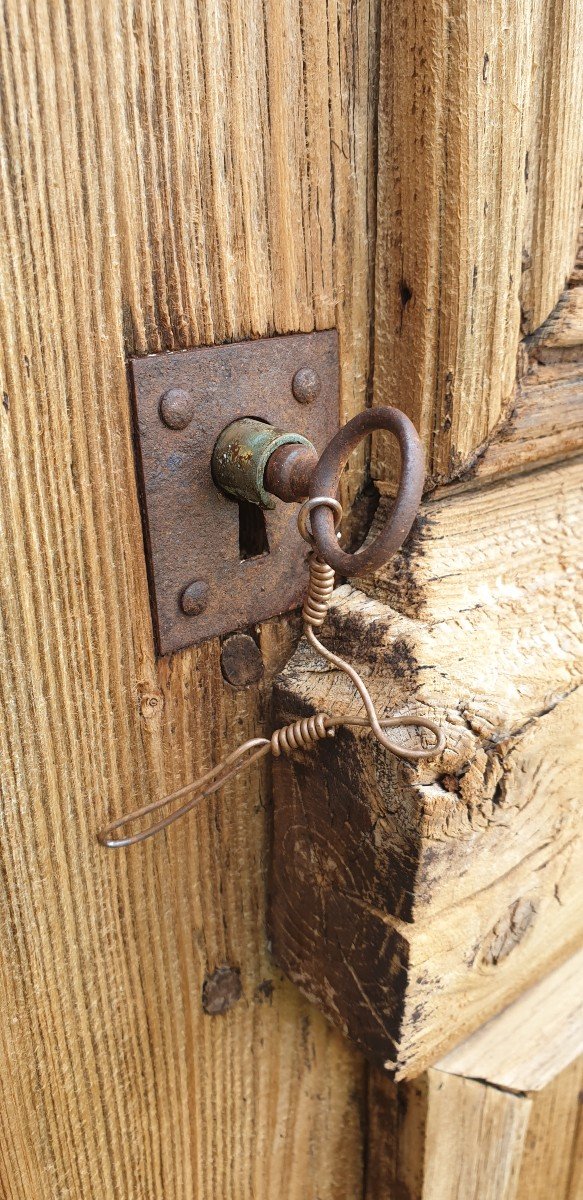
[{"left": 271, "top": 460, "right": 583, "bottom": 1077}]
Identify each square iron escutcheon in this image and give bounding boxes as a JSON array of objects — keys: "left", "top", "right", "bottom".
[{"left": 130, "top": 330, "right": 339, "bottom": 655}]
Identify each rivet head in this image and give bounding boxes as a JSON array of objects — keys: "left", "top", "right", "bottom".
[
  {"left": 159, "top": 388, "right": 195, "bottom": 429},
  {"left": 180, "top": 580, "right": 209, "bottom": 615},
  {"left": 292, "top": 366, "right": 321, "bottom": 404},
  {"left": 220, "top": 633, "right": 264, "bottom": 688}
]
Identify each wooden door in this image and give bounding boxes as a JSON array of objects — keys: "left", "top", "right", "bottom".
[{"left": 0, "top": 3, "right": 581, "bottom": 1200}]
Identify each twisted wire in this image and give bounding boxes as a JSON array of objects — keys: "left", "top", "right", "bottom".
[
  {"left": 297, "top": 533, "right": 444, "bottom": 762},
  {"left": 98, "top": 495, "right": 445, "bottom": 848}
]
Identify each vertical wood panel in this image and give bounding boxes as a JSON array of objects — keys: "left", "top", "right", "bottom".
[
  {"left": 515, "top": 1057, "right": 583, "bottom": 1199},
  {"left": 365, "top": 948, "right": 583, "bottom": 1198},
  {"left": 0, "top": 0, "right": 378, "bottom": 1195},
  {"left": 372, "top": 0, "right": 583, "bottom": 488},
  {"left": 521, "top": 0, "right": 583, "bottom": 330}
]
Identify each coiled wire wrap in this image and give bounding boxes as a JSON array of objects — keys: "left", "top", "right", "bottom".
[
  {"left": 98, "top": 495, "right": 444, "bottom": 848},
  {"left": 302, "top": 556, "right": 335, "bottom": 627},
  {"left": 271, "top": 713, "right": 333, "bottom": 756}
]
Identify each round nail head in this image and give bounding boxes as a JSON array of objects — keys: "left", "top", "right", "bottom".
[
  {"left": 181, "top": 580, "right": 209, "bottom": 616},
  {"left": 160, "top": 388, "right": 195, "bottom": 429},
  {"left": 292, "top": 366, "right": 321, "bottom": 404},
  {"left": 220, "top": 633, "right": 264, "bottom": 688}
]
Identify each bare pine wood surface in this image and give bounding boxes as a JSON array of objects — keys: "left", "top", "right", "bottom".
[
  {"left": 372, "top": 0, "right": 583, "bottom": 489},
  {"left": 271, "top": 459, "right": 583, "bottom": 1076},
  {"left": 438, "top": 944, "right": 583, "bottom": 1093},
  {"left": 0, "top": 1, "right": 380, "bottom": 1196},
  {"left": 423, "top": 219, "right": 583, "bottom": 490},
  {"left": 366, "top": 949, "right": 583, "bottom": 1200},
  {"left": 520, "top": 6, "right": 583, "bottom": 331}
]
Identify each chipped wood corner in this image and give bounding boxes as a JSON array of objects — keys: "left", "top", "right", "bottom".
[
  {"left": 269, "top": 451, "right": 583, "bottom": 1077},
  {"left": 267, "top": 230, "right": 583, "bottom": 1081}
]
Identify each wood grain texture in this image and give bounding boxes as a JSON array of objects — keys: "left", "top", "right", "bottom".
[
  {"left": 529, "top": 284, "right": 583, "bottom": 349},
  {"left": 270, "top": 460, "right": 583, "bottom": 1076},
  {"left": 366, "top": 950, "right": 583, "bottom": 1200},
  {"left": 520, "top": 4, "right": 583, "bottom": 331},
  {"left": 438, "top": 944, "right": 583, "bottom": 1092},
  {"left": 514, "top": 1056, "right": 583, "bottom": 1200},
  {"left": 466, "top": 358, "right": 583, "bottom": 485},
  {"left": 371, "top": 0, "right": 583, "bottom": 489},
  {"left": 434, "top": 221, "right": 583, "bottom": 489},
  {"left": 372, "top": 221, "right": 583, "bottom": 496},
  {"left": 367, "top": 1063, "right": 583, "bottom": 1200},
  {"left": 0, "top": 0, "right": 379, "bottom": 1196}
]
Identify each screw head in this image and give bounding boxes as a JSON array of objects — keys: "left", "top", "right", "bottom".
[
  {"left": 159, "top": 388, "right": 195, "bottom": 430},
  {"left": 292, "top": 366, "right": 321, "bottom": 404},
  {"left": 180, "top": 580, "right": 209, "bottom": 615}
]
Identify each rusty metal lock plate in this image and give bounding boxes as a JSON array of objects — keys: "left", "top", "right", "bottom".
[{"left": 131, "top": 330, "right": 339, "bottom": 654}]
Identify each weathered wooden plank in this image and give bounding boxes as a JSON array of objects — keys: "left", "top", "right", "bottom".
[
  {"left": 528, "top": 283, "right": 583, "bottom": 351},
  {"left": 270, "top": 460, "right": 583, "bottom": 1076},
  {"left": 520, "top": 2, "right": 583, "bottom": 332},
  {"left": 467, "top": 358, "right": 583, "bottom": 485},
  {"left": 0, "top": 0, "right": 379, "bottom": 1195},
  {"left": 514, "top": 1056, "right": 583, "bottom": 1200},
  {"left": 368, "top": 225, "right": 583, "bottom": 495},
  {"left": 372, "top": 221, "right": 583, "bottom": 496},
  {"left": 438, "top": 945, "right": 583, "bottom": 1092},
  {"left": 368, "top": 1062, "right": 583, "bottom": 1200},
  {"left": 361, "top": 456, "right": 582, "bottom": 630},
  {"left": 444, "top": 235, "right": 583, "bottom": 487},
  {"left": 414, "top": 1074, "right": 528, "bottom": 1200},
  {"left": 372, "top": 0, "right": 583, "bottom": 489},
  {"left": 366, "top": 950, "right": 583, "bottom": 1199}
]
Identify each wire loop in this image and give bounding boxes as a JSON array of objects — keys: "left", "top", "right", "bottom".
[
  {"left": 97, "top": 739, "right": 271, "bottom": 848},
  {"left": 98, "top": 489, "right": 444, "bottom": 848},
  {"left": 297, "top": 496, "right": 343, "bottom": 546}
]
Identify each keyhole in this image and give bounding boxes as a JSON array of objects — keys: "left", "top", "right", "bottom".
[{"left": 238, "top": 499, "right": 270, "bottom": 560}]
